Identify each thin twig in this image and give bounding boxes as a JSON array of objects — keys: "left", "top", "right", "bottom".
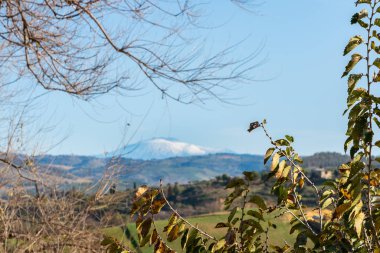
[{"left": 159, "top": 180, "right": 217, "bottom": 241}]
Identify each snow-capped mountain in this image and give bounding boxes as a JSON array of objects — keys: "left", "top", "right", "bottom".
[{"left": 112, "top": 138, "right": 227, "bottom": 160}]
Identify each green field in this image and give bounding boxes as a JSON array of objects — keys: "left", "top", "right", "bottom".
[{"left": 103, "top": 212, "right": 295, "bottom": 253}]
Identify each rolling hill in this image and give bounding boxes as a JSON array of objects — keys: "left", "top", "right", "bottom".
[
  {"left": 32, "top": 151, "right": 349, "bottom": 187},
  {"left": 1, "top": 138, "right": 349, "bottom": 188}
]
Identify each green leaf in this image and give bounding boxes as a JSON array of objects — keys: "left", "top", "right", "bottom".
[
  {"left": 225, "top": 178, "right": 245, "bottom": 189},
  {"left": 293, "top": 153, "right": 303, "bottom": 163},
  {"left": 231, "top": 217, "right": 239, "bottom": 225},
  {"left": 373, "top": 43, "right": 380, "bottom": 54},
  {"left": 243, "top": 219, "right": 264, "bottom": 232},
  {"left": 375, "top": 18, "right": 380, "bottom": 27},
  {"left": 344, "top": 36, "right": 363, "bottom": 56},
  {"left": 349, "top": 88, "right": 367, "bottom": 104},
  {"left": 180, "top": 229, "right": 189, "bottom": 249},
  {"left": 374, "top": 72, "right": 380, "bottom": 82},
  {"left": 139, "top": 217, "right": 152, "bottom": 238},
  {"left": 349, "top": 161, "right": 365, "bottom": 179},
  {"left": 213, "top": 239, "right": 226, "bottom": 251},
  {"left": 249, "top": 195, "right": 267, "bottom": 210},
  {"left": 274, "top": 185, "right": 288, "bottom": 204},
  {"left": 348, "top": 74, "right": 362, "bottom": 93},
  {"left": 364, "top": 129, "right": 374, "bottom": 144},
  {"left": 290, "top": 222, "right": 307, "bottom": 234},
  {"left": 373, "top": 30, "right": 380, "bottom": 40},
  {"left": 228, "top": 207, "right": 238, "bottom": 223},
  {"left": 358, "top": 20, "right": 369, "bottom": 28},
  {"left": 274, "top": 138, "right": 290, "bottom": 146},
  {"left": 247, "top": 210, "right": 264, "bottom": 221},
  {"left": 342, "top": 54, "right": 363, "bottom": 77},
  {"left": 285, "top": 135, "right": 294, "bottom": 143},
  {"left": 139, "top": 234, "right": 150, "bottom": 248},
  {"left": 321, "top": 197, "right": 333, "bottom": 209},
  {"left": 186, "top": 228, "right": 198, "bottom": 247},
  {"left": 374, "top": 117, "right": 380, "bottom": 128},
  {"left": 101, "top": 236, "right": 114, "bottom": 246},
  {"left": 374, "top": 58, "right": 380, "bottom": 68}
]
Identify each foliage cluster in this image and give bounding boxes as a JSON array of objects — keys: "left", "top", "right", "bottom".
[{"left": 102, "top": 1, "right": 380, "bottom": 252}]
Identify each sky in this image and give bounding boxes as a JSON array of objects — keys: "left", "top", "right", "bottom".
[{"left": 30, "top": 0, "right": 359, "bottom": 156}]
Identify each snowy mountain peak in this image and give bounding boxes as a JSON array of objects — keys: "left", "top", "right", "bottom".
[{"left": 113, "top": 138, "right": 225, "bottom": 160}]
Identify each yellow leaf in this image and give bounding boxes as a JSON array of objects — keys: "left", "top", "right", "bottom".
[
  {"left": 333, "top": 202, "right": 352, "bottom": 219},
  {"left": 136, "top": 186, "right": 148, "bottom": 198},
  {"left": 150, "top": 229, "right": 158, "bottom": 246},
  {"left": 154, "top": 240, "right": 166, "bottom": 253},
  {"left": 282, "top": 165, "right": 291, "bottom": 178},
  {"left": 321, "top": 197, "right": 333, "bottom": 209},
  {"left": 293, "top": 171, "right": 299, "bottom": 184},
  {"left": 354, "top": 212, "right": 365, "bottom": 237},
  {"left": 340, "top": 188, "right": 351, "bottom": 200},
  {"left": 276, "top": 160, "right": 287, "bottom": 178},
  {"left": 213, "top": 239, "right": 226, "bottom": 251},
  {"left": 299, "top": 176, "right": 304, "bottom": 188},
  {"left": 271, "top": 153, "right": 280, "bottom": 171}
]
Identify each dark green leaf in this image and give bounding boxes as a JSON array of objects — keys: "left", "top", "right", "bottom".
[
  {"left": 228, "top": 207, "right": 238, "bottom": 223},
  {"left": 215, "top": 222, "right": 230, "bottom": 228},
  {"left": 248, "top": 195, "right": 267, "bottom": 210},
  {"left": 247, "top": 210, "right": 264, "bottom": 221},
  {"left": 373, "top": 58, "right": 380, "bottom": 68}
]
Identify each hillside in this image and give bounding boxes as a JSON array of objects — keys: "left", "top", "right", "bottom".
[
  {"left": 30, "top": 151, "right": 349, "bottom": 187},
  {"left": 36, "top": 153, "right": 264, "bottom": 186},
  {"left": 302, "top": 152, "right": 349, "bottom": 168}
]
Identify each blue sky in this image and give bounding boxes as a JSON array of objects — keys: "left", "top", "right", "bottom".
[{"left": 36, "top": 0, "right": 357, "bottom": 156}]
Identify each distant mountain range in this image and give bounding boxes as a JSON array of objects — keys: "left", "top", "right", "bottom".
[
  {"left": 0, "top": 138, "right": 350, "bottom": 189},
  {"left": 35, "top": 153, "right": 264, "bottom": 187},
  {"left": 107, "top": 138, "right": 230, "bottom": 160}
]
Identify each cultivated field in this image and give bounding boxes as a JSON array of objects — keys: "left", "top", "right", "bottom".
[{"left": 104, "top": 211, "right": 297, "bottom": 253}]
